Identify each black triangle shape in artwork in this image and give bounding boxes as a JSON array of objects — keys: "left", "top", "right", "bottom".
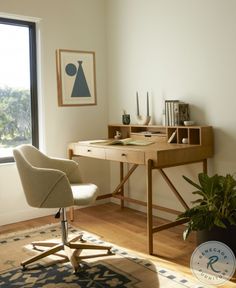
[{"left": 71, "top": 61, "right": 91, "bottom": 97}]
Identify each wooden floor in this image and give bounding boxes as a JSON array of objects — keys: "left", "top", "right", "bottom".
[
  {"left": 0, "top": 202, "right": 195, "bottom": 268},
  {"left": 2, "top": 203, "right": 236, "bottom": 287}
]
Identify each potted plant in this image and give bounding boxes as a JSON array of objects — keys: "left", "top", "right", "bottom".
[{"left": 177, "top": 172, "right": 236, "bottom": 254}]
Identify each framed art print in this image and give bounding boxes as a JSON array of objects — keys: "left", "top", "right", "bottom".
[{"left": 56, "top": 49, "right": 97, "bottom": 106}]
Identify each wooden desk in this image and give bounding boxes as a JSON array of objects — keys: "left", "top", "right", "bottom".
[{"left": 68, "top": 125, "right": 214, "bottom": 255}]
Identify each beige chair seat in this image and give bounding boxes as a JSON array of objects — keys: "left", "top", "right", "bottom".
[
  {"left": 71, "top": 184, "right": 98, "bottom": 206},
  {"left": 13, "top": 144, "right": 112, "bottom": 272}
]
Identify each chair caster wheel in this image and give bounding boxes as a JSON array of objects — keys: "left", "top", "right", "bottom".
[
  {"left": 21, "top": 265, "right": 27, "bottom": 271},
  {"left": 107, "top": 248, "right": 113, "bottom": 255},
  {"left": 79, "top": 236, "right": 86, "bottom": 243},
  {"left": 74, "top": 263, "right": 84, "bottom": 274}
]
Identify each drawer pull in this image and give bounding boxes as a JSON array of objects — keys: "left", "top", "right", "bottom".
[
  {"left": 121, "top": 153, "right": 127, "bottom": 156},
  {"left": 87, "top": 149, "right": 91, "bottom": 152}
]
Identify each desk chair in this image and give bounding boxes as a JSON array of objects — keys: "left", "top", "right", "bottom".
[{"left": 13, "top": 144, "right": 112, "bottom": 272}]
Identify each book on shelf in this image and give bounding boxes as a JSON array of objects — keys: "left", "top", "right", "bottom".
[
  {"left": 167, "top": 130, "right": 177, "bottom": 143},
  {"left": 174, "top": 102, "right": 190, "bottom": 125},
  {"left": 108, "top": 138, "right": 154, "bottom": 146},
  {"left": 165, "top": 100, "right": 190, "bottom": 126},
  {"left": 165, "top": 100, "right": 179, "bottom": 126}
]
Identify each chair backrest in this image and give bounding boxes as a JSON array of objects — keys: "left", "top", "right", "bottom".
[{"left": 13, "top": 145, "right": 74, "bottom": 208}]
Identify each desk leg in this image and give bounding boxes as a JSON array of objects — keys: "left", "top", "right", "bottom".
[
  {"left": 146, "top": 159, "right": 153, "bottom": 255},
  {"left": 68, "top": 149, "right": 74, "bottom": 222},
  {"left": 203, "top": 159, "right": 207, "bottom": 174},
  {"left": 69, "top": 207, "right": 74, "bottom": 222},
  {"left": 120, "top": 162, "right": 124, "bottom": 208}
]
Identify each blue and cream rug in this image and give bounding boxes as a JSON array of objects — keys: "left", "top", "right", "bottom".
[{"left": 0, "top": 224, "right": 208, "bottom": 287}]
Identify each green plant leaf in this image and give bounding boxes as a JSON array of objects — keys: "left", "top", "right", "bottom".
[
  {"left": 213, "top": 217, "right": 227, "bottom": 229},
  {"left": 183, "top": 175, "right": 203, "bottom": 191},
  {"left": 179, "top": 173, "right": 236, "bottom": 240},
  {"left": 191, "top": 199, "right": 206, "bottom": 205},
  {"left": 183, "top": 227, "right": 191, "bottom": 240},
  {"left": 183, "top": 175, "right": 202, "bottom": 190},
  {"left": 228, "top": 215, "right": 236, "bottom": 226},
  {"left": 192, "top": 190, "right": 207, "bottom": 197},
  {"left": 199, "top": 173, "right": 220, "bottom": 199}
]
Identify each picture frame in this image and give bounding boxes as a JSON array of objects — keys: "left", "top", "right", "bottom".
[{"left": 56, "top": 49, "right": 97, "bottom": 106}]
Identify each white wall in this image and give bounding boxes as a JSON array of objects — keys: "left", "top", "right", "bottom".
[
  {"left": 107, "top": 0, "right": 236, "bottom": 218},
  {"left": 0, "top": 0, "right": 110, "bottom": 225}
]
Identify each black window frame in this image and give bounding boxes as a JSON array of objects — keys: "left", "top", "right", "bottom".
[{"left": 0, "top": 17, "right": 39, "bottom": 163}]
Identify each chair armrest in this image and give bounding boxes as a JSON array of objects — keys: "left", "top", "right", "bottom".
[
  {"left": 42, "top": 157, "right": 82, "bottom": 184},
  {"left": 21, "top": 165, "right": 74, "bottom": 208}
]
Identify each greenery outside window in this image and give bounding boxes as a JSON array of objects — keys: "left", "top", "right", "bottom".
[{"left": 0, "top": 17, "right": 38, "bottom": 163}]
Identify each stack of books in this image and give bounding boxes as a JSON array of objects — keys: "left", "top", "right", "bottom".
[{"left": 165, "top": 100, "right": 190, "bottom": 126}]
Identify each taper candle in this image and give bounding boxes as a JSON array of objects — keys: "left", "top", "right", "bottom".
[
  {"left": 136, "top": 92, "right": 140, "bottom": 116},
  {"left": 147, "top": 92, "right": 149, "bottom": 116}
]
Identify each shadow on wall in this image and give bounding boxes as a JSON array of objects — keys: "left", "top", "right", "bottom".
[
  {"left": 210, "top": 127, "right": 236, "bottom": 174},
  {"left": 186, "top": 103, "right": 208, "bottom": 126},
  {"left": 184, "top": 102, "right": 236, "bottom": 175}
]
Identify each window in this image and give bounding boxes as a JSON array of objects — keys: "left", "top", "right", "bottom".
[{"left": 0, "top": 17, "right": 38, "bottom": 163}]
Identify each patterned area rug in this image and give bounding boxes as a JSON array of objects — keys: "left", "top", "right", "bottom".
[{"left": 0, "top": 224, "right": 208, "bottom": 288}]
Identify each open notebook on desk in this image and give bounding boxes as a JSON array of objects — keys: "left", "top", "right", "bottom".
[
  {"left": 82, "top": 138, "right": 154, "bottom": 146},
  {"left": 108, "top": 138, "right": 154, "bottom": 146}
]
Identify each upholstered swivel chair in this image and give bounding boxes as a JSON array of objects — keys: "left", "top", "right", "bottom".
[{"left": 13, "top": 144, "right": 112, "bottom": 272}]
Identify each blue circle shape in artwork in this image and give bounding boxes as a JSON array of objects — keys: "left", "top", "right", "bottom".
[{"left": 65, "top": 63, "right": 77, "bottom": 76}]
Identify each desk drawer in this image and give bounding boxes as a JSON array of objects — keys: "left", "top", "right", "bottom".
[
  {"left": 131, "top": 133, "right": 167, "bottom": 142},
  {"left": 106, "top": 149, "right": 145, "bottom": 164},
  {"left": 77, "top": 146, "right": 105, "bottom": 159}
]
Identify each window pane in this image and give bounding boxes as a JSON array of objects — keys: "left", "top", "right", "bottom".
[{"left": 0, "top": 22, "right": 32, "bottom": 159}]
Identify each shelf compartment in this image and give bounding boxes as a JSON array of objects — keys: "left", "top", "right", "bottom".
[
  {"left": 189, "top": 128, "right": 200, "bottom": 144},
  {"left": 167, "top": 128, "right": 177, "bottom": 143},
  {"left": 108, "top": 125, "right": 130, "bottom": 139},
  {"left": 178, "top": 128, "right": 188, "bottom": 144}
]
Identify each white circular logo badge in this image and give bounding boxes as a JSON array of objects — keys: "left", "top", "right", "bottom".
[{"left": 190, "top": 241, "right": 236, "bottom": 286}]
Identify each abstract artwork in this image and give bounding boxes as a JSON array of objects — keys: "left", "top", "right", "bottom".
[{"left": 56, "top": 49, "right": 97, "bottom": 106}]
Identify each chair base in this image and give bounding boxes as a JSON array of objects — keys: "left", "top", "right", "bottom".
[{"left": 21, "top": 235, "right": 113, "bottom": 272}]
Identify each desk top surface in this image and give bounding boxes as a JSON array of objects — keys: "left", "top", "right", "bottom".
[
  {"left": 73, "top": 139, "right": 196, "bottom": 151},
  {"left": 69, "top": 139, "right": 213, "bottom": 167}
]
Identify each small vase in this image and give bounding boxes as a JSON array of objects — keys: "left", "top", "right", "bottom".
[{"left": 122, "top": 114, "right": 130, "bottom": 125}]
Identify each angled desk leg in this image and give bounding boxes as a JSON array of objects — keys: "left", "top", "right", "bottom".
[
  {"left": 146, "top": 159, "right": 153, "bottom": 255},
  {"left": 120, "top": 162, "right": 124, "bottom": 208}
]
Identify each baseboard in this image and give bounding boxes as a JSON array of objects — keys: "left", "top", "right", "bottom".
[
  {"left": 1, "top": 198, "right": 110, "bottom": 226},
  {"left": 110, "top": 198, "right": 178, "bottom": 222},
  {"left": 0, "top": 208, "right": 56, "bottom": 226}
]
